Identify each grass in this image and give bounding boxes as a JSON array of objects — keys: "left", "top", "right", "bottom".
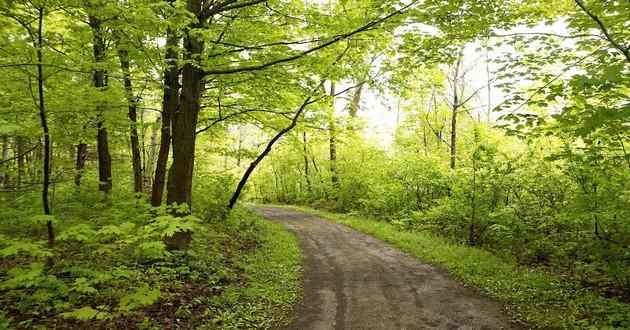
[
  {"left": 205, "top": 209, "right": 302, "bottom": 329},
  {"left": 281, "top": 205, "right": 630, "bottom": 330}
]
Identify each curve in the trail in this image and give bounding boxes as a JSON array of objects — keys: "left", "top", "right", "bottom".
[{"left": 255, "top": 206, "right": 517, "bottom": 330}]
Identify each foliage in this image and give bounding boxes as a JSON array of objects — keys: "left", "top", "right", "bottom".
[{"left": 0, "top": 189, "right": 301, "bottom": 328}]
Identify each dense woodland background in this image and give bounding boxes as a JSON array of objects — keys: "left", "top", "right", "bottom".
[{"left": 0, "top": 0, "right": 629, "bottom": 328}]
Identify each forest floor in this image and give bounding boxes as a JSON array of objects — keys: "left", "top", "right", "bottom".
[{"left": 254, "top": 205, "right": 517, "bottom": 330}]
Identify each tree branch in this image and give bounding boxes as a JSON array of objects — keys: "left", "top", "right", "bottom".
[
  {"left": 574, "top": 0, "right": 630, "bottom": 65},
  {"left": 204, "top": 0, "right": 419, "bottom": 75}
]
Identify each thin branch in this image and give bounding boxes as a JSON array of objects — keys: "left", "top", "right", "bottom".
[
  {"left": 0, "top": 144, "right": 40, "bottom": 166},
  {"left": 204, "top": 0, "right": 419, "bottom": 75},
  {"left": 574, "top": 0, "right": 630, "bottom": 65}
]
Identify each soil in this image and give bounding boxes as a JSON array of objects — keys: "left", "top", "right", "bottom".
[{"left": 254, "top": 206, "right": 517, "bottom": 330}]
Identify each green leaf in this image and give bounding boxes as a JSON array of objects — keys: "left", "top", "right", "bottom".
[
  {"left": 118, "top": 284, "right": 160, "bottom": 313},
  {"left": 61, "top": 306, "right": 110, "bottom": 321}
]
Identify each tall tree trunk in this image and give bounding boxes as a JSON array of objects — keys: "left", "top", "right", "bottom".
[
  {"left": 89, "top": 14, "right": 112, "bottom": 193},
  {"left": 74, "top": 143, "right": 87, "bottom": 186},
  {"left": 1, "top": 136, "right": 9, "bottom": 187},
  {"left": 166, "top": 0, "right": 203, "bottom": 212},
  {"left": 118, "top": 48, "right": 143, "bottom": 194},
  {"left": 35, "top": 7, "right": 54, "bottom": 247},
  {"left": 146, "top": 118, "right": 159, "bottom": 189},
  {"left": 450, "top": 51, "right": 463, "bottom": 170},
  {"left": 16, "top": 136, "right": 25, "bottom": 187},
  {"left": 152, "top": 26, "right": 179, "bottom": 206},
  {"left": 450, "top": 107, "right": 457, "bottom": 170},
  {"left": 303, "top": 131, "right": 312, "bottom": 193},
  {"left": 328, "top": 82, "right": 339, "bottom": 191},
  {"left": 422, "top": 122, "right": 429, "bottom": 156}
]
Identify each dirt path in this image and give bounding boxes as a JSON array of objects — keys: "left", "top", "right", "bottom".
[{"left": 254, "top": 206, "right": 516, "bottom": 330}]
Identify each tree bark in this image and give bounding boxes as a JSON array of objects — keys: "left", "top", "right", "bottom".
[
  {"left": 303, "top": 131, "right": 312, "bottom": 193},
  {"left": 35, "top": 7, "right": 54, "bottom": 247},
  {"left": 118, "top": 48, "right": 143, "bottom": 194},
  {"left": 450, "top": 50, "right": 463, "bottom": 170},
  {"left": 151, "top": 28, "right": 180, "bottom": 206},
  {"left": 89, "top": 14, "right": 113, "bottom": 193},
  {"left": 16, "top": 136, "right": 25, "bottom": 187},
  {"left": 166, "top": 0, "right": 203, "bottom": 212},
  {"left": 1, "top": 136, "right": 9, "bottom": 186},
  {"left": 74, "top": 143, "right": 88, "bottom": 186},
  {"left": 328, "top": 82, "right": 339, "bottom": 191}
]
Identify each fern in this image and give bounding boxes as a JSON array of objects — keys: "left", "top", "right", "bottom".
[
  {"left": 70, "top": 278, "right": 98, "bottom": 295},
  {"left": 2, "top": 263, "right": 46, "bottom": 289},
  {"left": 0, "top": 241, "right": 53, "bottom": 259},
  {"left": 61, "top": 306, "right": 110, "bottom": 321},
  {"left": 134, "top": 241, "right": 171, "bottom": 261},
  {"left": 58, "top": 224, "right": 97, "bottom": 243}
]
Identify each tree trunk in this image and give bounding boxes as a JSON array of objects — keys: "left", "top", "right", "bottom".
[
  {"left": 450, "top": 107, "right": 458, "bottom": 170},
  {"left": 89, "top": 14, "right": 112, "bottom": 193},
  {"left": 450, "top": 51, "right": 463, "bottom": 170},
  {"left": 303, "top": 131, "right": 312, "bottom": 193},
  {"left": 118, "top": 48, "right": 143, "bottom": 194},
  {"left": 152, "top": 25, "right": 180, "bottom": 206},
  {"left": 236, "top": 127, "right": 243, "bottom": 167},
  {"left": 1, "top": 136, "right": 8, "bottom": 186},
  {"left": 228, "top": 87, "right": 319, "bottom": 209},
  {"left": 74, "top": 143, "right": 88, "bottom": 186},
  {"left": 35, "top": 7, "right": 54, "bottom": 247},
  {"left": 16, "top": 136, "right": 25, "bottom": 187},
  {"left": 328, "top": 82, "right": 339, "bottom": 191},
  {"left": 166, "top": 0, "right": 203, "bottom": 213},
  {"left": 146, "top": 118, "right": 160, "bottom": 189}
]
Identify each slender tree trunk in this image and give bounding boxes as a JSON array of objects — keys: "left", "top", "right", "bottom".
[
  {"left": 89, "top": 14, "right": 113, "bottom": 193},
  {"left": 146, "top": 118, "right": 159, "bottom": 188},
  {"left": 16, "top": 136, "right": 25, "bottom": 187},
  {"left": 450, "top": 107, "right": 458, "bottom": 170},
  {"left": 303, "top": 131, "right": 312, "bottom": 193},
  {"left": 422, "top": 123, "right": 429, "bottom": 156},
  {"left": 1, "top": 136, "right": 9, "bottom": 186},
  {"left": 469, "top": 153, "right": 477, "bottom": 245},
  {"left": 328, "top": 82, "right": 339, "bottom": 191},
  {"left": 151, "top": 29, "right": 179, "bottom": 206},
  {"left": 450, "top": 51, "right": 463, "bottom": 170},
  {"left": 236, "top": 127, "right": 243, "bottom": 167},
  {"left": 35, "top": 7, "right": 54, "bottom": 247},
  {"left": 228, "top": 87, "right": 319, "bottom": 209},
  {"left": 118, "top": 48, "right": 143, "bottom": 194},
  {"left": 74, "top": 143, "right": 88, "bottom": 186},
  {"left": 166, "top": 0, "right": 203, "bottom": 212}
]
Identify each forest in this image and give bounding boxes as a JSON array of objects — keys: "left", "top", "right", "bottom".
[{"left": 0, "top": 0, "right": 629, "bottom": 329}]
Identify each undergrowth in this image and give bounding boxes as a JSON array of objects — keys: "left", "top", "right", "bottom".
[{"left": 0, "top": 184, "right": 301, "bottom": 329}]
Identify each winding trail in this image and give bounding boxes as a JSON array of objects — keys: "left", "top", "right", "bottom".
[{"left": 254, "top": 205, "right": 516, "bottom": 330}]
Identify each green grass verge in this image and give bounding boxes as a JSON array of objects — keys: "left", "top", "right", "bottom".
[
  {"left": 207, "top": 210, "right": 302, "bottom": 329},
  {"left": 281, "top": 205, "right": 630, "bottom": 330}
]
